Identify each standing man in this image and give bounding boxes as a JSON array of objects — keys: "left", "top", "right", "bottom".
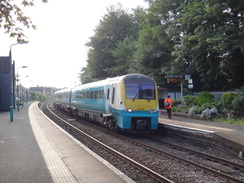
[{"left": 164, "top": 95, "right": 173, "bottom": 119}]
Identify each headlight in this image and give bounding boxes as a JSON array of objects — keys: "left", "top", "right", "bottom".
[
  {"left": 150, "top": 109, "right": 157, "bottom": 113},
  {"left": 125, "top": 108, "right": 132, "bottom": 112}
]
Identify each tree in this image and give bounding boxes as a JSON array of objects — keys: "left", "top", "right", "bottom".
[
  {"left": 0, "top": 0, "right": 48, "bottom": 42},
  {"left": 130, "top": 1, "right": 176, "bottom": 86},
  {"left": 80, "top": 67, "right": 95, "bottom": 84},
  {"left": 111, "top": 7, "right": 146, "bottom": 76},
  {"left": 85, "top": 4, "right": 143, "bottom": 80},
  {"left": 169, "top": 0, "right": 244, "bottom": 90}
]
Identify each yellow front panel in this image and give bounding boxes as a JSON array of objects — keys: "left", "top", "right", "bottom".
[{"left": 120, "top": 81, "right": 158, "bottom": 111}]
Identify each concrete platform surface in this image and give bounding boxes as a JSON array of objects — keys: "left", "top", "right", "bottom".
[{"left": 1, "top": 102, "right": 134, "bottom": 183}]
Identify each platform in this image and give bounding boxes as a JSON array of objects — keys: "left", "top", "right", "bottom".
[
  {"left": 0, "top": 102, "right": 134, "bottom": 183},
  {"left": 158, "top": 111, "right": 244, "bottom": 158}
]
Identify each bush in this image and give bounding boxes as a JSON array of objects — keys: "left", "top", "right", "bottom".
[
  {"left": 183, "top": 95, "right": 197, "bottom": 106},
  {"left": 221, "top": 92, "right": 237, "bottom": 110},
  {"left": 196, "top": 91, "right": 214, "bottom": 107},
  {"left": 172, "top": 99, "right": 182, "bottom": 106},
  {"left": 232, "top": 86, "right": 244, "bottom": 115},
  {"left": 189, "top": 106, "right": 200, "bottom": 116},
  {"left": 29, "top": 91, "right": 50, "bottom": 102}
]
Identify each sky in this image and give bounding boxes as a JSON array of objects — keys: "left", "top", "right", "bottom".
[{"left": 0, "top": 0, "right": 148, "bottom": 89}]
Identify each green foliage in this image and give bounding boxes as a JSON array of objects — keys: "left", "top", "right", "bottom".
[
  {"left": 84, "top": 5, "right": 141, "bottom": 80},
  {"left": 189, "top": 106, "right": 200, "bottom": 116},
  {"left": 183, "top": 95, "right": 197, "bottom": 106},
  {"left": 0, "top": 0, "right": 48, "bottom": 42},
  {"left": 221, "top": 92, "right": 237, "bottom": 110},
  {"left": 196, "top": 91, "right": 214, "bottom": 107},
  {"left": 213, "top": 118, "right": 244, "bottom": 125},
  {"left": 172, "top": 105, "right": 189, "bottom": 113},
  {"left": 29, "top": 92, "right": 50, "bottom": 102},
  {"left": 82, "top": 0, "right": 244, "bottom": 91},
  {"left": 232, "top": 86, "right": 244, "bottom": 114},
  {"left": 172, "top": 99, "right": 181, "bottom": 106}
]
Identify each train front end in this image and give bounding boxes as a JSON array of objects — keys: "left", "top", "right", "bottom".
[{"left": 118, "top": 74, "right": 159, "bottom": 132}]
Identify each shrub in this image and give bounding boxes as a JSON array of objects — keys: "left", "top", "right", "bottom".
[
  {"left": 172, "top": 99, "right": 182, "bottom": 106},
  {"left": 29, "top": 91, "right": 50, "bottom": 102},
  {"left": 189, "top": 106, "right": 200, "bottom": 116},
  {"left": 196, "top": 91, "right": 214, "bottom": 107},
  {"left": 221, "top": 92, "right": 237, "bottom": 110},
  {"left": 183, "top": 95, "right": 197, "bottom": 106},
  {"left": 232, "top": 86, "right": 244, "bottom": 115}
]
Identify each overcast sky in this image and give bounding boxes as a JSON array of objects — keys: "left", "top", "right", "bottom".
[{"left": 0, "top": 0, "right": 148, "bottom": 89}]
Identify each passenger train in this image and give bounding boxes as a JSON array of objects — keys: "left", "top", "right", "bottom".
[{"left": 53, "top": 73, "right": 159, "bottom": 133}]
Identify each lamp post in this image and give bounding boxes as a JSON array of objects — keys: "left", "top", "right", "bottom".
[{"left": 9, "top": 41, "right": 29, "bottom": 121}]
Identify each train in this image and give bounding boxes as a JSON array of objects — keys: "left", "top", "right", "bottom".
[{"left": 53, "top": 73, "right": 159, "bottom": 133}]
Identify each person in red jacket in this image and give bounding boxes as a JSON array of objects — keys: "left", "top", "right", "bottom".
[{"left": 164, "top": 95, "right": 173, "bottom": 119}]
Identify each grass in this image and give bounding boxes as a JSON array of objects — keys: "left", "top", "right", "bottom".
[{"left": 213, "top": 117, "right": 244, "bottom": 125}]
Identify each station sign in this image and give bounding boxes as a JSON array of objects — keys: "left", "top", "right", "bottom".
[
  {"left": 185, "top": 75, "right": 190, "bottom": 80},
  {"left": 167, "top": 75, "right": 182, "bottom": 83},
  {"left": 188, "top": 79, "right": 193, "bottom": 89},
  {"left": 168, "top": 78, "right": 182, "bottom": 83}
]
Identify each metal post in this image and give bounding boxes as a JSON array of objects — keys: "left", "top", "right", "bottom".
[
  {"left": 9, "top": 41, "right": 29, "bottom": 121},
  {"left": 9, "top": 49, "right": 14, "bottom": 121},
  {"left": 181, "top": 79, "right": 183, "bottom": 105}
]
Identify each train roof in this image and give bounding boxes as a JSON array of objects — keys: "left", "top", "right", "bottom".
[{"left": 54, "top": 73, "right": 154, "bottom": 93}]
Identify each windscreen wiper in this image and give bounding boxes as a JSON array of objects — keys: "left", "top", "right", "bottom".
[{"left": 132, "top": 92, "right": 139, "bottom": 101}]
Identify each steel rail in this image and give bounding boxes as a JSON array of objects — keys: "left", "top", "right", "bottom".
[
  {"left": 148, "top": 136, "right": 244, "bottom": 171},
  {"left": 123, "top": 136, "right": 244, "bottom": 183},
  {"left": 44, "top": 102, "right": 174, "bottom": 183},
  {"left": 44, "top": 102, "right": 244, "bottom": 183}
]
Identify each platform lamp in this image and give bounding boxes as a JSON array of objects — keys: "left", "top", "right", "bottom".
[{"left": 9, "top": 41, "right": 29, "bottom": 121}]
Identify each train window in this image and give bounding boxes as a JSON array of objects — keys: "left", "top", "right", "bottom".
[
  {"left": 125, "top": 82, "right": 155, "bottom": 100},
  {"left": 107, "top": 89, "right": 110, "bottom": 100},
  {"left": 85, "top": 91, "right": 89, "bottom": 99},
  {"left": 90, "top": 91, "right": 94, "bottom": 99},
  {"left": 75, "top": 91, "right": 83, "bottom": 99},
  {"left": 94, "top": 91, "right": 98, "bottom": 99},
  {"left": 125, "top": 83, "right": 139, "bottom": 99},
  {"left": 141, "top": 84, "right": 155, "bottom": 99},
  {"left": 99, "top": 90, "right": 104, "bottom": 99}
]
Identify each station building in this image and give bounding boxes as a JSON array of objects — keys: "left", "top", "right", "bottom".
[{"left": 0, "top": 56, "right": 15, "bottom": 111}]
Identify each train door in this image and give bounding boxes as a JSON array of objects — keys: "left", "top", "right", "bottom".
[
  {"left": 110, "top": 84, "right": 118, "bottom": 112},
  {"left": 110, "top": 85, "right": 115, "bottom": 112},
  {"left": 104, "top": 84, "right": 111, "bottom": 114}
]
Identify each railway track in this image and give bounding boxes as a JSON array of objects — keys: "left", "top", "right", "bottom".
[
  {"left": 41, "top": 101, "right": 172, "bottom": 183},
  {"left": 41, "top": 101, "right": 244, "bottom": 183},
  {"left": 146, "top": 136, "right": 244, "bottom": 171},
  {"left": 128, "top": 135, "right": 244, "bottom": 183}
]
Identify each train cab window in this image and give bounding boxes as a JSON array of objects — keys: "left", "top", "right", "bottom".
[
  {"left": 125, "top": 83, "right": 139, "bottom": 99},
  {"left": 141, "top": 84, "right": 155, "bottom": 99},
  {"left": 125, "top": 82, "right": 155, "bottom": 100}
]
